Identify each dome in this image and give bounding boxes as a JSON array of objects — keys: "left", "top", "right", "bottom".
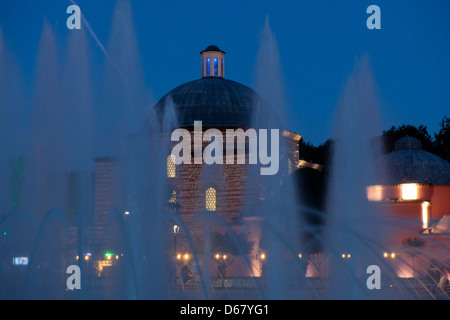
[
  {"left": 201, "top": 45, "right": 225, "bottom": 54},
  {"left": 153, "top": 77, "right": 263, "bottom": 127},
  {"left": 394, "top": 136, "right": 422, "bottom": 151},
  {"left": 376, "top": 136, "right": 450, "bottom": 185}
]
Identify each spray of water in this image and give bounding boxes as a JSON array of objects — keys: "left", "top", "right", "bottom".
[
  {"left": 326, "top": 55, "right": 390, "bottom": 299},
  {"left": 251, "top": 16, "right": 304, "bottom": 299}
]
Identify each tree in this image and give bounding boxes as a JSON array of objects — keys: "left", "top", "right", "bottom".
[
  {"left": 401, "top": 236, "right": 427, "bottom": 278},
  {"left": 434, "top": 116, "right": 450, "bottom": 162},
  {"left": 213, "top": 232, "right": 254, "bottom": 284},
  {"left": 304, "top": 236, "right": 324, "bottom": 279},
  {"left": 299, "top": 139, "right": 334, "bottom": 168},
  {"left": 193, "top": 232, "right": 254, "bottom": 286}
]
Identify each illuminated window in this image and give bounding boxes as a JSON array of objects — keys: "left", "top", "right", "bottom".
[
  {"left": 169, "top": 190, "right": 177, "bottom": 204},
  {"left": 422, "top": 201, "right": 430, "bottom": 229},
  {"left": 367, "top": 185, "right": 383, "bottom": 201},
  {"left": 207, "top": 58, "right": 210, "bottom": 76},
  {"left": 168, "top": 190, "right": 177, "bottom": 212},
  {"left": 214, "top": 58, "right": 218, "bottom": 76},
  {"left": 206, "top": 187, "right": 216, "bottom": 212},
  {"left": 167, "top": 155, "right": 176, "bottom": 178},
  {"left": 401, "top": 183, "right": 418, "bottom": 200}
]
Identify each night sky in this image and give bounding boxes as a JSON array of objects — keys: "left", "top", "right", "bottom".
[{"left": 0, "top": 0, "right": 449, "bottom": 145}]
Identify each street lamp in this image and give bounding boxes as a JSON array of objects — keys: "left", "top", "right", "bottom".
[
  {"left": 257, "top": 252, "right": 266, "bottom": 262},
  {"left": 173, "top": 225, "right": 180, "bottom": 255}
]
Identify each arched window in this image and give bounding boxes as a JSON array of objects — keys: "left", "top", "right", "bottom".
[
  {"left": 167, "top": 155, "right": 176, "bottom": 178},
  {"left": 207, "top": 58, "right": 210, "bottom": 76},
  {"left": 205, "top": 187, "right": 216, "bottom": 212},
  {"left": 214, "top": 58, "right": 218, "bottom": 76},
  {"left": 169, "top": 190, "right": 177, "bottom": 204},
  {"left": 168, "top": 190, "right": 177, "bottom": 212}
]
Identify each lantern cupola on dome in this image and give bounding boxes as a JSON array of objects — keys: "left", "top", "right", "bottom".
[{"left": 201, "top": 45, "right": 225, "bottom": 78}]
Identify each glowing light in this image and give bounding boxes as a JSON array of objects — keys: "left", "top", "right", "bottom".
[
  {"left": 184, "top": 254, "right": 189, "bottom": 261},
  {"left": 167, "top": 155, "right": 176, "bottom": 178},
  {"left": 177, "top": 254, "right": 182, "bottom": 260},
  {"left": 367, "top": 185, "right": 383, "bottom": 201},
  {"left": 214, "top": 57, "right": 218, "bottom": 76},
  {"left": 104, "top": 252, "right": 114, "bottom": 261},
  {"left": 347, "top": 254, "right": 351, "bottom": 259},
  {"left": 84, "top": 255, "right": 90, "bottom": 261},
  {"left": 422, "top": 202, "right": 430, "bottom": 229},
  {"left": 384, "top": 252, "right": 389, "bottom": 258},
  {"left": 342, "top": 254, "right": 346, "bottom": 259},
  {"left": 124, "top": 211, "right": 130, "bottom": 215},
  {"left": 298, "top": 254, "right": 302, "bottom": 259},
  {"left": 206, "top": 187, "right": 216, "bottom": 212},
  {"left": 401, "top": 184, "right": 418, "bottom": 200},
  {"left": 260, "top": 253, "right": 266, "bottom": 260},
  {"left": 215, "top": 254, "right": 220, "bottom": 260},
  {"left": 96, "top": 260, "right": 113, "bottom": 274},
  {"left": 391, "top": 253, "right": 396, "bottom": 259},
  {"left": 223, "top": 255, "right": 227, "bottom": 260}
]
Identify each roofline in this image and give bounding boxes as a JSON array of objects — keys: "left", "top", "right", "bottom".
[
  {"left": 282, "top": 130, "right": 302, "bottom": 142},
  {"left": 200, "top": 49, "right": 226, "bottom": 54}
]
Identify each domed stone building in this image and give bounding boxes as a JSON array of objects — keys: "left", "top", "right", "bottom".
[
  {"left": 93, "top": 45, "right": 302, "bottom": 279},
  {"left": 368, "top": 136, "right": 450, "bottom": 277}
]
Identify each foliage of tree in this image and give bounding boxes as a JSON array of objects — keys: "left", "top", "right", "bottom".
[
  {"left": 401, "top": 236, "right": 427, "bottom": 278},
  {"left": 299, "top": 116, "right": 450, "bottom": 169},
  {"left": 381, "top": 124, "right": 434, "bottom": 154},
  {"left": 211, "top": 232, "right": 254, "bottom": 256},
  {"left": 434, "top": 116, "right": 450, "bottom": 162},
  {"left": 192, "top": 232, "right": 255, "bottom": 256},
  {"left": 215, "top": 232, "right": 254, "bottom": 283},
  {"left": 298, "top": 139, "right": 334, "bottom": 168},
  {"left": 192, "top": 231, "right": 254, "bottom": 282}
]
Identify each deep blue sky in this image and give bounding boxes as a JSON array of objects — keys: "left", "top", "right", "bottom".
[{"left": 0, "top": 0, "right": 449, "bottom": 144}]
